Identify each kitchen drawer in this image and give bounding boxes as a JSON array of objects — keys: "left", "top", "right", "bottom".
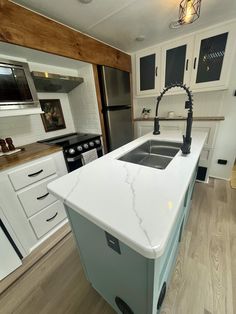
[
  {"left": 18, "top": 175, "right": 58, "bottom": 218},
  {"left": 8, "top": 158, "right": 56, "bottom": 191},
  {"left": 29, "top": 201, "right": 66, "bottom": 239}
]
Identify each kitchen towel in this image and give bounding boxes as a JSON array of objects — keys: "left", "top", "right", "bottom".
[{"left": 81, "top": 148, "right": 98, "bottom": 165}]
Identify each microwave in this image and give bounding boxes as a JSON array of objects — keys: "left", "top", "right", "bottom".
[{"left": 0, "top": 58, "right": 39, "bottom": 110}]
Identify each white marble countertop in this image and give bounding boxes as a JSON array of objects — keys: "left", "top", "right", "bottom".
[{"left": 48, "top": 131, "right": 206, "bottom": 259}]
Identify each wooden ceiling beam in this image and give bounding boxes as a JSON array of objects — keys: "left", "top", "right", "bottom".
[{"left": 0, "top": 0, "right": 131, "bottom": 72}]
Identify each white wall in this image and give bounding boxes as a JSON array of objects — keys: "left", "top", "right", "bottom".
[
  {"left": 0, "top": 53, "right": 101, "bottom": 147},
  {"left": 0, "top": 93, "right": 75, "bottom": 146},
  {"left": 133, "top": 85, "right": 235, "bottom": 181},
  {"left": 68, "top": 64, "right": 102, "bottom": 135},
  {"left": 0, "top": 60, "right": 76, "bottom": 146},
  {"left": 133, "top": 91, "right": 224, "bottom": 119},
  {"left": 209, "top": 56, "right": 236, "bottom": 180}
]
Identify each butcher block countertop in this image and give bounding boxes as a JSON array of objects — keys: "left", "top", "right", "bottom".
[{"left": 0, "top": 142, "right": 61, "bottom": 171}]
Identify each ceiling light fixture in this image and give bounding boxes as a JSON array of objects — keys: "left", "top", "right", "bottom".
[
  {"left": 79, "top": 0, "right": 93, "bottom": 4},
  {"left": 170, "top": 0, "right": 202, "bottom": 29},
  {"left": 135, "top": 35, "right": 145, "bottom": 42}
]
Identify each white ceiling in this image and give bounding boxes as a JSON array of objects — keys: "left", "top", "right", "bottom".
[{"left": 12, "top": 0, "right": 236, "bottom": 53}]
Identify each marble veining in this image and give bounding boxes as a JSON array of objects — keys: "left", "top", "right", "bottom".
[
  {"left": 48, "top": 131, "right": 207, "bottom": 258},
  {"left": 123, "top": 162, "right": 155, "bottom": 253}
]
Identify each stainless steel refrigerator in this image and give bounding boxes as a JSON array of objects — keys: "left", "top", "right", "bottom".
[{"left": 99, "top": 66, "right": 133, "bottom": 152}]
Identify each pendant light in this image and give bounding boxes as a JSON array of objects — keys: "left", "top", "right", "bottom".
[{"left": 170, "top": 0, "right": 202, "bottom": 29}]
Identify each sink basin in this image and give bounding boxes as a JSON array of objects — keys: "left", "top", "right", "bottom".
[{"left": 118, "top": 140, "right": 181, "bottom": 170}]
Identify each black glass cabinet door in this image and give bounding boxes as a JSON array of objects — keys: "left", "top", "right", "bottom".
[
  {"left": 196, "top": 32, "right": 228, "bottom": 83},
  {"left": 165, "top": 45, "right": 187, "bottom": 87},
  {"left": 139, "top": 54, "right": 156, "bottom": 91}
]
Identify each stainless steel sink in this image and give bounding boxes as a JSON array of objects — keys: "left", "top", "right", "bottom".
[{"left": 118, "top": 140, "right": 181, "bottom": 170}]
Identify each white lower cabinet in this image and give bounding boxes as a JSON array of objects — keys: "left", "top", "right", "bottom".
[
  {"left": 29, "top": 201, "right": 66, "bottom": 239},
  {"left": 0, "top": 151, "right": 68, "bottom": 258},
  {"left": 8, "top": 158, "right": 57, "bottom": 191},
  {"left": 18, "top": 175, "right": 58, "bottom": 218}
]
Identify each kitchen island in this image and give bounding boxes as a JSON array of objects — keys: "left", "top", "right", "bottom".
[{"left": 48, "top": 130, "right": 206, "bottom": 314}]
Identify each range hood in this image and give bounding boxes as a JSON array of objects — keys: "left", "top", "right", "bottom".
[{"left": 31, "top": 71, "right": 84, "bottom": 93}]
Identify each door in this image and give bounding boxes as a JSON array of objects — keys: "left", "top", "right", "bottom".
[
  {"left": 101, "top": 66, "right": 131, "bottom": 106},
  {"left": 105, "top": 107, "right": 133, "bottom": 151},
  {"left": 136, "top": 47, "right": 160, "bottom": 96},
  {"left": 190, "top": 23, "right": 236, "bottom": 90},
  {"left": 161, "top": 36, "right": 194, "bottom": 94}
]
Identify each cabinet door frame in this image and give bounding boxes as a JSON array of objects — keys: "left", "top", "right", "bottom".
[
  {"left": 136, "top": 47, "right": 161, "bottom": 96},
  {"left": 161, "top": 36, "right": 194, "bottom": 94},
  {"left": 190, "top": 23, "right": 236, "bottom": 91}
]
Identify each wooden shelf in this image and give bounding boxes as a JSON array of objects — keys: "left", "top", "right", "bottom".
[{"left": 134, "top": 116, "right": 225, "bottom": 122}]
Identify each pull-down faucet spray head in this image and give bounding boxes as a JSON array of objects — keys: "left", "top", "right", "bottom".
[{"left": 153, "top": 83, "right": 193, "bottom": 155}]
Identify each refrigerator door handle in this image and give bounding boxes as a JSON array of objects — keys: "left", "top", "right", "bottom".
[{"left": 103, "top": 105, "right": 131, "bottom": 112}]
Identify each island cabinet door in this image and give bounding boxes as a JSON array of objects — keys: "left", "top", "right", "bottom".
[
  {"left": 190, "top": 23, "right": 236, "bottom": 91},
  {"left": 136, "top": 47, "right": 161, "bottom": 96},
  {"left": 161, "top": 36, "right": 194, "bottom": 94}
]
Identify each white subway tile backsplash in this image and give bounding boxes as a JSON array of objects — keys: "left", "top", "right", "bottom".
[
  {"left": 68, "top": 64, "right": 102, "bottom": 135},
  {"left": 0, "top": 93, "right": 75, "bottom": 146}
]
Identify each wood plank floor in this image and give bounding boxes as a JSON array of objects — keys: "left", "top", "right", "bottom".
[
  {"left": 0, "top": 179, "right": 235, "bottom": 314},
  {"left": 231, "top": 162, "right": 236, "bottom": 189}
]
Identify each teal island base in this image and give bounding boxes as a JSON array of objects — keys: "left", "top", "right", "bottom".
[{"left": 66, "top": 166, "right": 197, "bottom": 314}]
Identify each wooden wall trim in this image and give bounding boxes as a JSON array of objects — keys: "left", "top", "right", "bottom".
[
  {"left": 0, "top": 0, "right": 131, "bottom": 72},
  {"left": 92, "top": 65, "right": 107, "bottom": 153}
]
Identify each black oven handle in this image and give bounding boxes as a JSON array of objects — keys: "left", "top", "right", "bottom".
[
  {"left": 67, "top": 155, "right": 83, "bottom": 162},
  {"left": 66, "top": 147, "right": 103, "bottom": 163}
]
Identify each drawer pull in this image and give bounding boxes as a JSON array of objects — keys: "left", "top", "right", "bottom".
[
  {"left": 155, "top": 66, "right": 158, "bottom": 77},
  {"left": 46, "top": 212, "right": 58, "bottom": 222},
  {"left": 37, "top": 192, "right": 49, "bottom": 200},
  {"left": 28, "top": 169, "right": 43, "bottom": 177},
  {"left": 185, "top": 59, "right": 189, "bottom": 71}
]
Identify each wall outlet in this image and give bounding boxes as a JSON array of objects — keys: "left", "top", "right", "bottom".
[{"left": 217, "top": 159, "right": 227, "bottom": 165}]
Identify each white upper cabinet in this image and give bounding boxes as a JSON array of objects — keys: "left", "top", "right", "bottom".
[
  {"left": 161, "top": 36, "right": 194, "bottom": 93},
  {"left": 190, "top": 24, "right": 236, "bottom": 91},
  {"left": 134, "top": 21, "right": 236, "bottom": 96},
  {"left": 136, "top": 47, "right": 161, "bottom": 96}
]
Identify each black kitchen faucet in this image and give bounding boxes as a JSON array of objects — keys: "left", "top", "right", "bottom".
[{"left": 153, "top": 83, "right": 193, "bottom": 155}]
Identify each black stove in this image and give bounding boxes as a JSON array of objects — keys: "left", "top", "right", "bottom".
[{"left": 38, "top": 133, "right": 103, "bottom": 172}]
